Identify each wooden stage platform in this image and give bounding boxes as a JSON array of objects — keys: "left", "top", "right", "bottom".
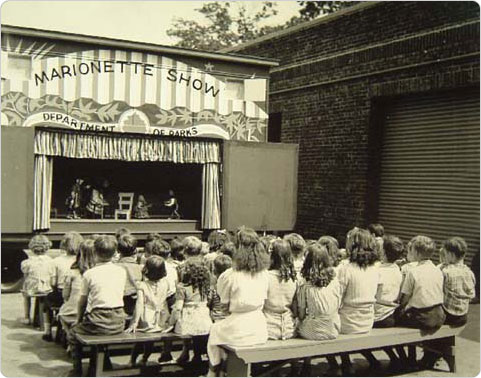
[{"left": 46, "top": 218, "right": 202, "bottom": 241}]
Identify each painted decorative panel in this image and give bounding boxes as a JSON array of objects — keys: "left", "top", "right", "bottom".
[{"left": 1, "top": 34, "right": 268, "bottom": 141}]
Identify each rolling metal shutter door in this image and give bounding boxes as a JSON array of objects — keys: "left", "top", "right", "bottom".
[{"left": 378, "top": 88, "right": 480, "bottom": 264}]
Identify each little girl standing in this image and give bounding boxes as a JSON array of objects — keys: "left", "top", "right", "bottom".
[
  {"left": 264, "top": 239, "right": 297, "bottom": 340},
  {"left": 170, "top": 258, "right": 212, "bottom": 366},
  {"left": 207, "top": 227, "right": 270, "bottom": 377},
  {"left": 126, "top": 256, "right": 170, "bottom": 367},
  {"left": 21, "top": 235, "right": 55, "bottom": 325}
]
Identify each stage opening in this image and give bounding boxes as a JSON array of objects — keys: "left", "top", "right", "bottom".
[{"left": 51, "top": 157, "right": 203, "bottom": 220}]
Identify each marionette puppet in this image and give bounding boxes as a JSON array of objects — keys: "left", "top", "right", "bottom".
[
  {"left": 66, "top": 178, "right": 84, "bottom": 219},
  {"left": 164, "top": 189, "right": 180, "bottom": 219},
  {"left": 85, "top": 179, "right": 110, "bottom": 219},
  {"left": 134, "top": 194, "right": 152, "bottom": 219}
]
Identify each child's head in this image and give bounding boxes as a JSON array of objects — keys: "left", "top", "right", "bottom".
[
  {"left": 146, "top": 233, "right": 162, "bottom": 243},
  {"left": 213, "top": 254, "right": 232, "bottom": 277},
  {"left": 382, "top": 235, "right": 404, "bottom": 263},
  {"left": 117, "top": 234, "right": 138, "bottom": 257},
  {"left": 368, "top": 223, "right": 384, "bottom": 238},
  {"left": 409, "top": 235, "right": 436, "bottom": 261},
  {"left": 301, "top": 243, "right": 335, "bottom": 288},
  {"left": 60, "top": 232, "right": 84, "bottom": 256},
  {"left": 270, "top": 239, "right": 296, "bottom": 282},
  {"left": 115, "top": 227, "right": 131, "bottom": 241},
  {"left": 170, "top": 237, "right": 185, "bottom": 262},
  {"left": 233, "top": 227, "right": 270, "bottom": 274},
  {"left": 220, "top": 241, "right": 236, "bottom": 259},
  {"left": 318, "top": 236, "right": 340, "bottom": 266},
  {"left": 147, "top": 238, "right": 171, "bottom": 258},
  {"left": 29, "top": 234, "right": 52, "bottom": 255},
  {"left": 260, "top": 235, "right": 278, "bottom": 254},
  {"left": 138, "top": 194, "right": 146, "bottom": 203},
  {"left": 181, "top": 259, "right": 210, "bottom": 300},
  {"left": 183, "top": 236, "right": 202, "bottom": 258},
  {"left": 346, "top": 228, "right": 379, "bottom": 268},
  {"left": 142, "top": 255, "right": 167, "bottom": 281},
  {"left": 78, "top": 239, "right": 96, "bottom": 274},
  {"left": 442, "top": 237, "right": 468, "bottom": 263},
  {"left": 94, "top": 235, "right": 118, "bottom": 262},
  {"left": 283, "top": 233, "right": 306, "bottom": 259},
  {"left": 201, "top": 242, "right": 210, "bottom": 256},
  {"left": 207, "top": 230, "right": 229, "bottom": 253}
]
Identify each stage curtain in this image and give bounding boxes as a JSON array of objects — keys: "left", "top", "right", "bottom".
[
  {"left": 202, "top": 163, "right": 221, "bottom": 229},
  {"left": 34, "top": 130, "right": 221, "bottom": 164},
  {"left": 33, "top": 155, "right": 53, "bottom": 230}
]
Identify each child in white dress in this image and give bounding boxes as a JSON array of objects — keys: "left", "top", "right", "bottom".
[
  {"left": 207, "top": 227, "right": 270, "bottom": 377},
  {"left": 21, "top": 235, "right": 55, "bottom": 325},
  {"left": 126, "top": 256, "right": 169, "bottom": 366},
  {"left": 283, "top": 233, "right": 306, "bottom": 280}
]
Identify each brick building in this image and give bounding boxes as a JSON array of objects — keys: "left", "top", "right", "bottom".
[{"left": 226, "top": 1, "right": 480, "bottom": 261}]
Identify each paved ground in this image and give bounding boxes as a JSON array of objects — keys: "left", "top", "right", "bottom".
[{"left": 1, "top": 292, "right": 479, "bottom": 377}]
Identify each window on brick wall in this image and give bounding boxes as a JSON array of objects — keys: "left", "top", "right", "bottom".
[{"left": 268, "top": 112, "right": 282, "bottom": 142}]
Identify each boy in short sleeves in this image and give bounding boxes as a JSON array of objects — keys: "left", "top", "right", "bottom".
[{"left": 68, "top": 235, "right": 126, "bottom": 376}]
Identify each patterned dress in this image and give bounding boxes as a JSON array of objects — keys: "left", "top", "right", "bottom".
[
  {"left": 296, "top": 279, "right": 343, "bottom": 340},
  {"left": 174, "top": 284, "right": 212, "bottom": 336}
]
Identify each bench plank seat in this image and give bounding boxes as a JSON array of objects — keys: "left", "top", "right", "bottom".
[
  {"left": 74, "top": 332, "right": 191, "bottom": 377},
  {"left": 222, "top": 325, "right": 464, "bottom": 377},
  {"left": 76, "top": 331, "right": 190, "bottom": 345}
]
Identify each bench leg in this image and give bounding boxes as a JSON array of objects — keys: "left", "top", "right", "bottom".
[
  {"left": 38, "top": 298, "right": 45, "bottom": 332},
  {"left": 422, "top": 336, "right": 456, "bottom": 373},
  {"left": 95, "top": 346, "right": 105, "bottom": 377},
  {"left": 225, "top": 352, "right": 250, "bottom": 377}
]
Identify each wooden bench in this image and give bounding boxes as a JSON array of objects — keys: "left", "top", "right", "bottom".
[
  {"left": 75, "top": 332, "right": 191, "bottom": 377},
  {"left": 221, "top": 325, "right": 465, "bottom": 377}
]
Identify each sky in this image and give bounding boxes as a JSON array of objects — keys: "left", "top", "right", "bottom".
[{"left": 1, "top": 1, "right": 302, "bottom": 46}]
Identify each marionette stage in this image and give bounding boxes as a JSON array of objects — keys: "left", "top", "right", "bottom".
[{"left": 48, "top": 157, "right": 203, "bottom": 240}]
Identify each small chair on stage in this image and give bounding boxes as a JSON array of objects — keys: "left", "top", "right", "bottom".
[{"left": 114, "top": 192, "right": 135, "bottom": 220}]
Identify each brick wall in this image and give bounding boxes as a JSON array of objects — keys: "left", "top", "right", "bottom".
[{"left": 230, "top": 1, "right": 480, "bottom": 244}]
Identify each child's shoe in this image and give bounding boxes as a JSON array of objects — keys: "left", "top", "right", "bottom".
[
  {"left": 21, "top": 318, "right": 31, "bottom": 325},
  {"left": 42, "top": 334, "right": 53, "bottom": 342}
]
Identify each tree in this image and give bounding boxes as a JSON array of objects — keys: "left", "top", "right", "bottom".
[
  {"left": 298, "top": 1, "right": 360, "bottom": 21},
  {"left": 166, "top": 1, "right": 360, "bottom": 51},
  {"left": 166, "top": 2, "right": 282, "bottom": 51}
]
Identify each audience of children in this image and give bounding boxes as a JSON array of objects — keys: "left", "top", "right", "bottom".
[
  {"left": 264, "top": 239, "right": 297, "bottom": 340},
  {"left": 21, "top": 223, "right": 477, "bottom": 377}
]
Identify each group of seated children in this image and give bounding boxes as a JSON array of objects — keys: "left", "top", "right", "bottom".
[{"left": 20, "top": 223, "right": 476, "bottom": 377}]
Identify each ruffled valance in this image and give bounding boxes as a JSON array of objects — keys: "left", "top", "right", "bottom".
[{"left": 34, "top": 129, "right": 221, "bottom": 164}]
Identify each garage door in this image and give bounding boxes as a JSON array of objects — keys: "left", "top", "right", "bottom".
[{"left": 378, "top": 88, "right": 480, "bottom": 264}]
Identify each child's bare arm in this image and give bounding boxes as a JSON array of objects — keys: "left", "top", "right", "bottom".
[
  {"left": 62, "top": 276, "right": 72, "bottom": 301},
  {"left": 398, "top": 293, "right": 410, "bottom": 312},
  {"left": 75, "top": 295, "right": 88, "bottom": 325},
  {"left": 126, "top": 291, "right": 144, "bottom": 333}
]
